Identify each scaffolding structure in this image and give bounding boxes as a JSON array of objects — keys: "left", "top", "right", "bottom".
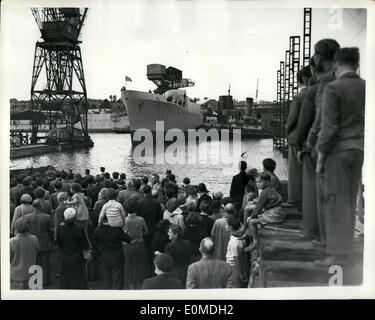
[{"left": 272, "top": 8, "right": 310, "bottom": 157}]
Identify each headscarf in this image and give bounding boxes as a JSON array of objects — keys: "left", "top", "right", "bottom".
[{"left": 98, "top": 188, "right": 108, "bottom": 201}]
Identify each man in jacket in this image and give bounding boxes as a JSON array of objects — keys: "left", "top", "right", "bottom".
[
  {"left": 210, "top": 204, "right": 236, "bottom": 261},
  {"left": 186, "top": 237, "right": 234, "bottom": 289},
  {"left": 316, "top": 47, "right": 365, "bottom": 265},
  {"left": 306, "top": 38, "right": 340, "bottom": 246},
  {"left": 95, "top": 216, "right": 131, "bottom": 289},
  {"left": 286, "top": 66, "right": 312, "bottom": 208},
  {"left": 296, "top": 58, "right": 319, "bottom": 241},
  {"left": 25, "top": 199, "right": 53, "bottom": 287},
  {"left": 10, "top": 218, "right": 39, "bottom": 289},
  {"left": 230, "top": 161, "right": 249, "bottom": 213},
  {"left": 142, "top": 253, "right": 182, "bottom": 289},
  {"left": 136, "top": 184, "right": 163, "bottom": 274}
]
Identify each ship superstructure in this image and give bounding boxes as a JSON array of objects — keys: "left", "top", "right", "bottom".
[{"left": 121, "top": 64, "right": 203, "bottom": 134}]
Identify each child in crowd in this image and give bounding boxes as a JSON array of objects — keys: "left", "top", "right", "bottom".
[
  {"left": 98, "top": 188, "right": 126, "bottom": 228},
  {"left": 65, "top": 183, "right": 92, "bottom": 248},
  {"left": 163, "top": 198, "right": 185, "bottom": 229},
  {"left": 242, "top": 172, "right": 284, "bottom": 252},
  {"left": 225, "top": 216, "right": 245, "bottom": 288},
  {"left": 242, "top": 191, "right": 257, "bottom": 225},
  {"left": 262, "top": 158, "right": 282, "bottom": 194},
  {"left": 242, "top": 168, "right": 259, "bottom": 209}
]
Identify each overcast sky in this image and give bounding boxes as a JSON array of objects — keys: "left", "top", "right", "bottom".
[{"left": 1, "top": 1, "right": 367, "bottom": 102}]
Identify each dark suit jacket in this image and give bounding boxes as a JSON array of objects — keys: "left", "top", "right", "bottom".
[
  {"left": 317, "top": 72, "right": 365, "bottom": 154},
  {"left": 296, "top": 84, "right": 318, "bottom": 151},
  {"left": 306, "top": 73, "right": 336, "bottom": 147},
  {"left": 25, "top": 212, "right": 53, "bottom": 251},
  {"left": 287, "top": 87, "right": 307, "bottom": 145},
  {"left": 57, "top": 222, "right": 88, "bottom": 263},
  {"left": 137, "top": 194, "right": 163, "bottom": 236},
  {"left": 165, "top": 239, "right": 192, "bottom": 267},
  {"left": 94, "top": 224, "right": 131, "bottom": 267},
  {"left": 229, "top": 171, "right": 249, "bottom": 205},
  {"left": 199, "top": 213, "right": 214, "bottom": 237},
  {"left": 142, "top": 273, "right": 182, "bottom": 289}
]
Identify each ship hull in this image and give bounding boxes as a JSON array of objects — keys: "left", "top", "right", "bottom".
[{"left": 121, "top": 90, "right": 203, "bottom": 133}]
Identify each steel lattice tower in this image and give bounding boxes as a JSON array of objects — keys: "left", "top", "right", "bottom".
[{"left": 30, "top": 8, "right": 90, "bottom": 144}]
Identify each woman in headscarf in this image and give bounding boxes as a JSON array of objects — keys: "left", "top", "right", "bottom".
[
  {"left": 11, "top": 194, "right": 33, "bottom": 236},
  {"left": 56, "top": 207, "right": 89, "bottom": 289}
]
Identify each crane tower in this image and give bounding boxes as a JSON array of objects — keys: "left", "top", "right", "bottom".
[{"left": 30, "top": 8, "right": 91, "bottom": 144}]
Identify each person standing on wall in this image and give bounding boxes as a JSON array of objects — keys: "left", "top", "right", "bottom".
[
  {"left": 306, "top": 38, "right": 340, "bottom": 247},
  {"left": 286, "top": 66, "right": 312, "bottom": 210},
  {"left": 315, "top": 47, "right": 365, "bottom": 266}
]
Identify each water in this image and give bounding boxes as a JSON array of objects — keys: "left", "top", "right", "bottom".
[{"left": 10, "top": 133, "right": 288, "bottom": 195}]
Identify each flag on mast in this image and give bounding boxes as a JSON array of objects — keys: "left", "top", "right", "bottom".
[{"left": 125, "top": 76, "right": 132, "bottom": 89}]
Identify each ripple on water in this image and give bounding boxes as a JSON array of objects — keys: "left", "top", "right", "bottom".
[{"left": 10, "top": 133, "right": 288, "bottom": 195}]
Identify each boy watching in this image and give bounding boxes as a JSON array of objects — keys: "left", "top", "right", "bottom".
[
  {"left": 243, "top": 172, "right": 284, "bottom": 252},
  {"left": 262, "top": 158, "right": 282, "bottom": 194}
]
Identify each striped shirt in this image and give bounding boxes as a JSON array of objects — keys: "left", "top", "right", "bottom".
[{"left": 98, "top": 200, "right": 126, "bottom": 228}]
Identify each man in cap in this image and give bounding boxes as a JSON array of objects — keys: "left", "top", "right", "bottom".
[
  {"left": 306, "top": 38, "right": 340, "bottom": 246},
  {"left": 142, "top": 253, "right": 182, "bottom": 289},
  {"left": 186, "top": 237, "right": 234, "bottom": 289},
  {"left": 315, "top": 47, "right": 365, "bottom": 266},
  {"left": 307, "top": 39, "right": 340, "bottom": 149},
  {"left": 10, "top": 218, "right": 39, "bottom": 289}
]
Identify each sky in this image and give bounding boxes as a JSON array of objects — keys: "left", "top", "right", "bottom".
[{"left": 1, "top": 1, "right": 368, "bottom": 102}]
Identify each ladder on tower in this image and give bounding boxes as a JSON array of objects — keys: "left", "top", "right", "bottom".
[{"left": 303, "top": 8, "right": 312, "bottom": 67}]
